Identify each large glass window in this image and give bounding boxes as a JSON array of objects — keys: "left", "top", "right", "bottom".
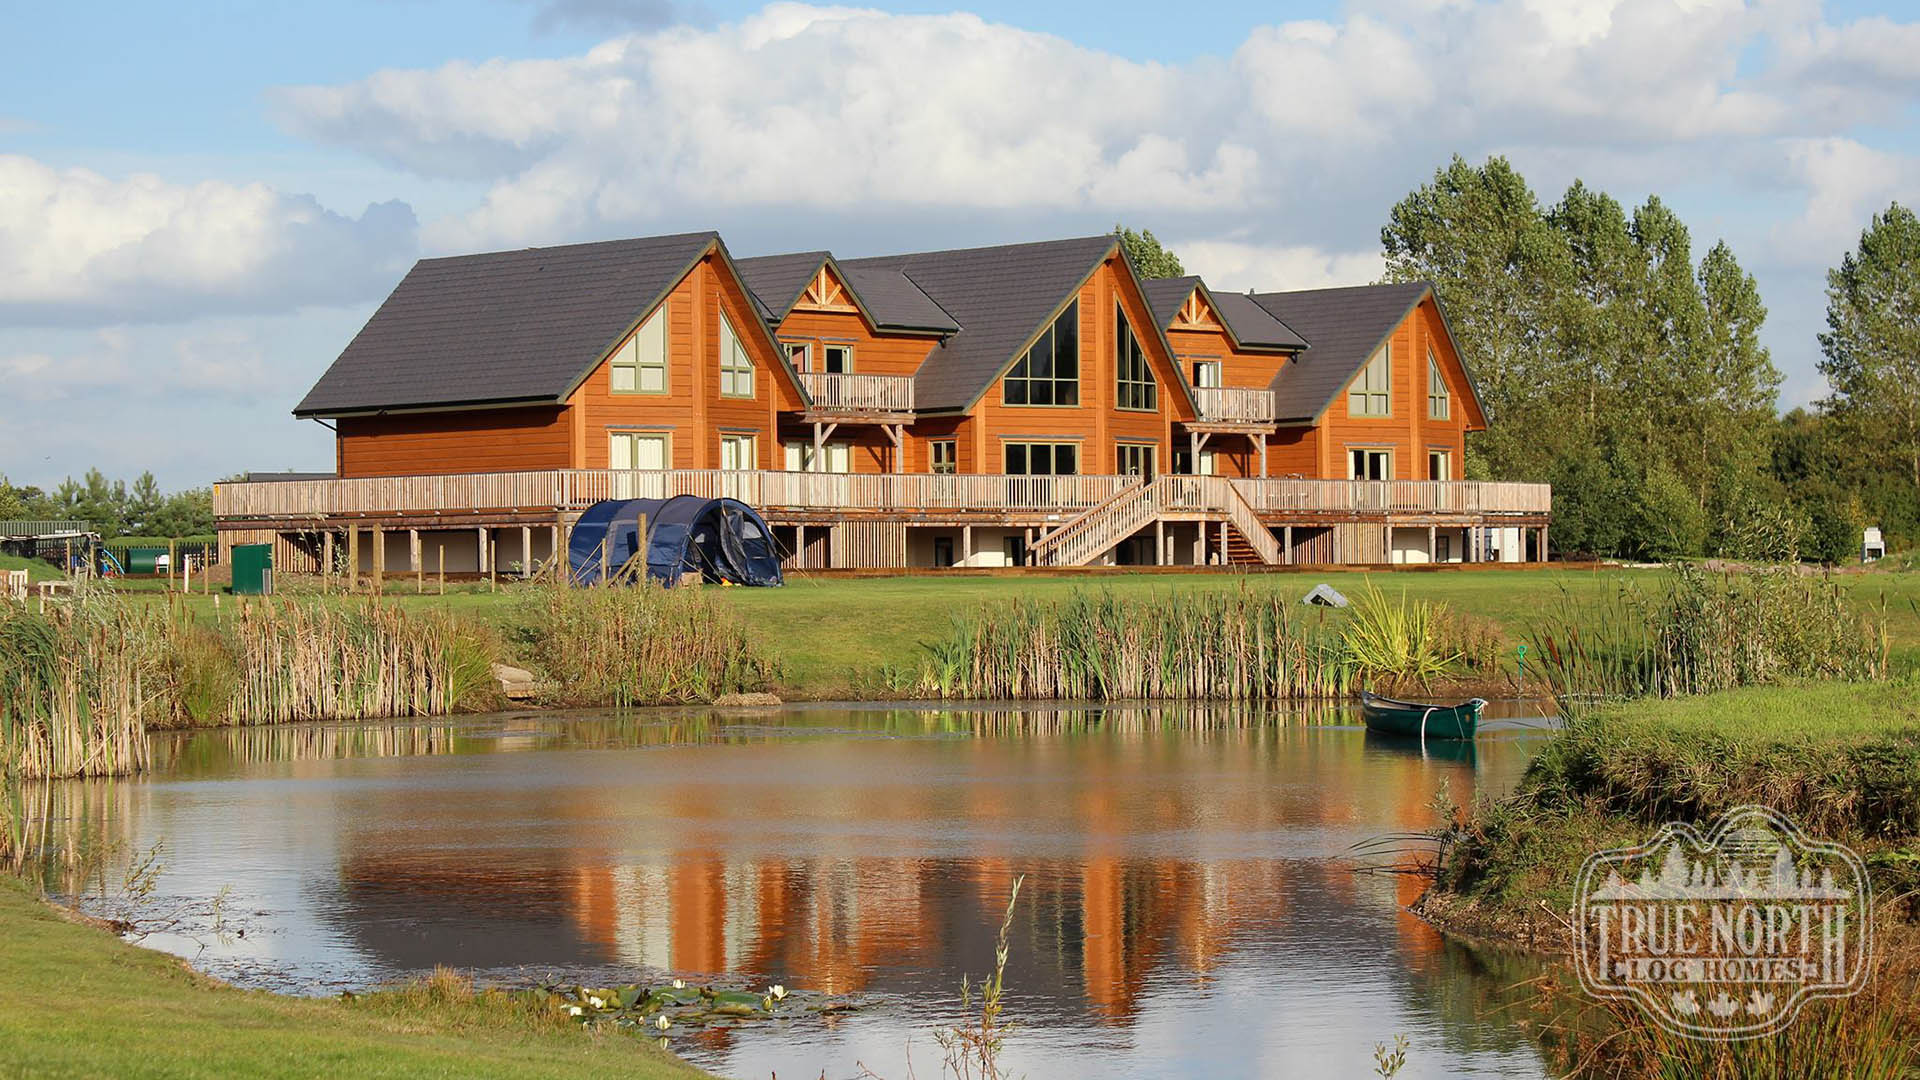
[
  {"left": 930, "top": 440, "right": 957, "bottom": 475},
  {"left": 610, "top": 306, "right": 667, "bottom": 393},
  {"left": 785, "top": 441, "right": 849, "bottom": 473},
  {"left": 1003, "top": 301, "right": 1079, "bottom": 406},
  {"left": 1003, "top": 442, "right": 1078, "bottom": 475},
  {"left": 719, "top": 311, "right": 755, "bottom": 397},
  {"left": 1428, "top": 350, "right": 1450, "bottom": 420},
  {"left": 1349, "top": 448, "right": 1392, "bottom": 481},
  {"left": 1349, "top": 344, "right": 1390, "bottom": 417},
  {"left": 1115, "top": 304, "right": 1157, "bottom": 411}
]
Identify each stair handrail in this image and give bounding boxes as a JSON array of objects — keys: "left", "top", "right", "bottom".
[
  {"left": 1215, "top": 476, "right": 1284, "bottom": 564},
  {"left": 1037, "top": 476, "right": 1169, "bottom": 566},
  {"left": 1029, "top": 474, "right": 1149, "bottom": 557}
]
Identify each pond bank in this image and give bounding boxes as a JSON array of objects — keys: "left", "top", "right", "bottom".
[
  {"left": 0, "top": 876, "right": 707, "bottom": 1079},
  {"left": 1416, "top": 682, "right": 1920, "bottom": 1077}
]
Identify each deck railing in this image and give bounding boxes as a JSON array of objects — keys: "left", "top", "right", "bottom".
[
  {"left": 798, "top": 371, "right": 914, "bottom": 413},
  {"left": 1192, "top": 387, "right": 1278, "bottom": 423},
  {"left": 213, "top": 470, "right": 1552, "bottom": 520}
]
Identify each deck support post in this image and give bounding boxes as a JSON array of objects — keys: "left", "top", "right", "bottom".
[
  {"left": 477, "top": 526, "right": 489, "bottom": 581},
  {"left": 1539, "top": 525, "right": 1549, "bottom": 564},
  {"left": 521, "top": 525, "right": 533, "bottom": 578},
  {"left": 372, "top": 526, "right": 385, "bottom": 592},
  {"left": 1192, "top": 524, "right": 1203, "bottom": 565},
  {"left": 811, "top": 421, "right": 839, "bottom": 472},
  {"left": 1023, "top": 527, "right": 1034, "bottom": 566},
  {"left": 1219, "top": 520, "right": 1229, "bottom": 566},
  {"left": 1256, "top": 435, "right": 1269, "bottom": 478},
  {"left": 321, "top": 532, "right": 333, "bottom": 584},
  {"left": 1155, "top": 520, "right": 1166, "bottom": 566},
  {"left": 884, "top": 424, "right": 905, "bottom": 473},
  {"left": 1383, "top": 525, "right": 1393, "bottom": 566},
  {"left": 550, "top": 523, "right": 562, "bottom": 578},
  {"left": 1428, "top": 525, "right": 1437, "bottom": 565},
  {"left": 962, "top": 524, "right": 973, "bottom": 566},
  {"left": 410, "top": 529, "right": 422, "bottom": 591},
  {"left": 1283, "top": 525, "right": 1293, "bottom": 565},
  {"left": 795, "top": 524, "right": 806, "bottom": 569}
]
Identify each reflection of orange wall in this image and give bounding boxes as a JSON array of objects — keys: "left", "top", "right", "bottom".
[
  {"left": 671, "top": 855, "right": 729, "bottom": 974},
  {"left": 1081, "top": 855, "right": 1130, "bottom": 1020},
  {"left": 571, "top": 866, "right": 621, "bottom": 950}
]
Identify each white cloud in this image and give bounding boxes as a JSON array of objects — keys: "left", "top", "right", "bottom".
[
  {"left": 1177, "top": 240, "right": 1386, "bottom": 293},
  {"left": 1769, "top": 137, "right": 1920, "bottom": 267},
  {"left": 0, "top": 156, "right": 417, "bottom": 327}
]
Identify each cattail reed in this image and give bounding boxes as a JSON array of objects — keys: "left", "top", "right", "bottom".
[
  {"left": 508, "top": 583, "right": 778, "bottom": 705},
  {"left": 0, "top": 589, "right": 153, "bottom": 780},
  {"left": 921, "top": 588, "right": 1353, "bottom": 701}
]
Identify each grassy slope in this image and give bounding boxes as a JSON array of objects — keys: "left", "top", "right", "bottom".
[
  {"left": 0, "top": 878, "right": 706, "bottom": 1080},
  {"left": 1431, "top": 681, "right": 1920, "bottom": 925},
  {"left": 0, "top": 554, "right": 59, "bottom": 583}
]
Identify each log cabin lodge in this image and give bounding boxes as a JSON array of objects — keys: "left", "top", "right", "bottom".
[{"left": 213, "top": 231, "right": 1551, "bottom": 574}]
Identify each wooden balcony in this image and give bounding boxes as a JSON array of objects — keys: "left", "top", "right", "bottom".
[
  {"left": 1190, "top": 387, "right": 1278, "bottom": 426},
  {"left": 796, "top": 371, "right": 914, "bottom": 418},
  {"left": 214, "top": 469, "right": 1552, "bottom": 525}
]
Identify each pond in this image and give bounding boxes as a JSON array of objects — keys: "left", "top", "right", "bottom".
[{"left": 39, "top": 702, "right": 1556, "bottom": 1079}]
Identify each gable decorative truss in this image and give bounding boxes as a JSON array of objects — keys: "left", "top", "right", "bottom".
[
  {"left": 795, "top": 265, "right": 859, "bottom": 313},
  {"left": 1173, "top": 287, "right": 1221, "bottom": 330}
]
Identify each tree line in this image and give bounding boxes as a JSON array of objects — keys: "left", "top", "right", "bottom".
[
  {"left": 0, "top": 470, "right": 215, "bottom": 539},
  {"left": 1376, "top": 156, "right": 1913, "bottom": 562}
]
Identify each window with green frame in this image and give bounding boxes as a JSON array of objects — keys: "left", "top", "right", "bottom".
[
  {"left": 1349, "top": 344, "right": 1390, "bottom": 417},
  {"left": 1427, "top": 349, "right": 1450, "bottom": 420},
  {"left": 1114, "top": 303, "right": 1156, "bottom": 411},
  {"left": 1003, "top": 301, "right": 1079, "bottom": 405},
  {"left": 1003, "top": 442, "right": 1078, "bottom": 475},
  {"left": 610, "top": 306, "right": 668, "bottom": 393},
  {"left": 719, "top": 311, "right": 754, "bottom": 397},
  {"left": 930, "top": 440, "right": 957, "bottom": 475}
]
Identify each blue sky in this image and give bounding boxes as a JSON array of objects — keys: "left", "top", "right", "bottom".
[{"left": 5, "top": 0, "right": 1919, "bottom": 489}]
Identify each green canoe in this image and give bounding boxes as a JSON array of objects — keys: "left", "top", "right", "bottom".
[{"left": 1360, "top": 692, "right": 1485, "bottom": 741}]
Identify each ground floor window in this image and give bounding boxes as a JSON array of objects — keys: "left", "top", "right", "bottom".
[
  {"left": 609, "top": 431, "right": 669, "bottom": 470},
  {"left": 930, "top": 440, "right": 957, "bottom": 474},
  {"left": 785, "top": 441, "right": 850, "bottom": 473},
  {"left": 720, "top": 434, "right": 757, "bottom": 470},
  {"left": 1427, "top": 450, "right": 1451, "bottom": 481},
  {"left": 1116, "top": 442, "right": 1157, "bottom": 478},
  {"left": 1003, "top": 442, "right": 1077, "bottom": 475},
  {"left": 1172, "top": 447, "right": 1216, "bottom": 475},
  {"left": 1437, "top": 533, "right": 1452, "bottom": 561},
  {"left": 1349, "top": 448, "right": 1392, "bottom": 481}
]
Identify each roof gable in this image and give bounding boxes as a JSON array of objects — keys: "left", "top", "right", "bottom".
[
  {"left": 1142, "top": 276, "right": 1306, "bottom": 352},
  {"left": 1249, "top": 281, "right": 1441, "bottom": 423},
  {"left": 843, "top": 235, "right": 1119, "bottom": 412},
  {"left": 295, "top": 232, "right": 719, "bottom": 417}
]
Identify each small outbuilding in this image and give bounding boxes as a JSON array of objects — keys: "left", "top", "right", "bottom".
[
  {"left": 1863, "top": 526, "right": 1886, "bottom": 563},
  {"left": 568, "top": 496, "right": 783, "bottom": 587}
]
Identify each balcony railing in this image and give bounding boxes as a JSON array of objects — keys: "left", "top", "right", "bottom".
[
  {"left": 1191, "top": 386, "right": 1278, "bottom": 424},
  {"left": 214, "top": 469, "right": 1553, "bottom": 521},
  {"left": 797, "top": 371, "right": 914, "bottom": 414}
]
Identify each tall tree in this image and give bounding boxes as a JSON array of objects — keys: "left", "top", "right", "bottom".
[
  {"left": 1113, "top": 225, "right": 1184, "bottom": 279},
  {"left": 1820, "top": 202, "right": 1920, "bottom": 489},
  {"left": 1381, "top": 155, "right": 1571, "bottom": 479}
]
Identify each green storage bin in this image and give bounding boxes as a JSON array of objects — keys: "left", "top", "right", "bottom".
[
  {"left": 231, "top": 544, "right": 273, "bottom": 596},
  {"left": 125, "top": 547, "right": 168, "bottom": 575}
]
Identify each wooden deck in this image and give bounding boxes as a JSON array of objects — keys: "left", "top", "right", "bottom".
[{"left": 214, "top": 469, "right": 1550, "bottom": 523}]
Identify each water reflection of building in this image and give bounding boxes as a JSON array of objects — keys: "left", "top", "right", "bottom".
[{"left": 317, "top": 714, "right": 1497, "bottom": 1032}]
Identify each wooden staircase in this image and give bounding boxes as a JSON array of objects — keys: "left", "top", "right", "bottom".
[{"left": 1032, "top": 475, "right": 1284, "bottom": 567}]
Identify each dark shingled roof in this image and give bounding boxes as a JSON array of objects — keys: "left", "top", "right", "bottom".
[
  {"left": 295, "top": 232, "right": 718, "bottom": 417},
  {"left": 1250, "top": 282, "right": 1434, "bottom": 422},
  {"left": 840, "top": 266, "right": 958, "bottom": 333},
  {"left": 1140, "top": 276, "right": 1308, "bottom": 351},
  {"left": 843, "top": 235, "right": 1118, "bottom": 412},
  {"left": 734, "top": 251, "right": 830, "bottom": 324}
]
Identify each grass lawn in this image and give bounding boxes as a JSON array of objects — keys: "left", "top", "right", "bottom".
[
  {"left": 0, "top": 877, "right": 707, "bottom": 1080},
  {"left": 0, "top": 553, "right": 60, "bottom": 583},
  {"left": 91, "top": 565, "right": 1920, "bottom": 698}
]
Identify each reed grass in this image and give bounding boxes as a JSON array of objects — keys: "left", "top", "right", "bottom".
[
  {"left": 508, "top": 583, "right": 778, "bottom": 706},
  {"left": 0, "top": 589, "right": 152, "bottom": 780},
  {"left": 1532, "top": 565, "right": 1888, "bottom": 705},
  {"left": 920, "top": 588, "right": 1353, "bottom": 701}
]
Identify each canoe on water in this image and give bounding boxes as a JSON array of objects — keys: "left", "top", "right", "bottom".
[{"left": 1360, "top": 691, "right": 1485, "bottom": 741}]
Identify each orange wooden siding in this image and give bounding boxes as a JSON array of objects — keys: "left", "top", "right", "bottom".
[
  {"left": 336, "top": 406, "right": 570, "bottom": 479},
  {"left": 568, "top": 251, "right": 798, "bottom": 471},
  {"left": 775, "top": 309, "right": 936, "bottom": 379},
  {"left": 1317, "top": 296, "right": 1473, "bottom": 480}
]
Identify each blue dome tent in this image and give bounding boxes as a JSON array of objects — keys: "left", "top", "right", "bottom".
[{"left": 567, "top": 496, "right": 782, "bottom": 587}]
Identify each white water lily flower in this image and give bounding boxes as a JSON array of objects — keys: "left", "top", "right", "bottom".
[
  {"left": 655, "top": 1014, "right": 672, "bottom": 1030},
  {"left": 769, "top": 984, "right": 787, "bottom": 1000},
  {"left": 672, "top": 978, "right": 686, "bottom": 989},
  {"left": 588, "top": 996, "right": 604, "bottom": 1008},
  {"left": 567, "top": 1006, "right": 583, "bottom": 1016}
]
